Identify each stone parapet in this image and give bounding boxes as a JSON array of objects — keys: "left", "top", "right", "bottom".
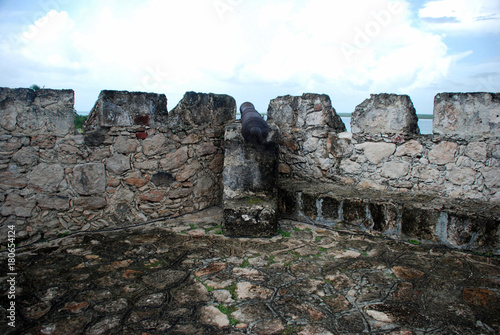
[
  {"left": 0, "top": 89, "right": 235, "bottom": 245},
  {"left": 433, "top": 92, "right": 500, "bottom": 138},
  {"left": 351, "top": 93, "right": 420, "bottom": 137},
  {"left": 84, "top": 90, "right": 168, "bottom": 130}
]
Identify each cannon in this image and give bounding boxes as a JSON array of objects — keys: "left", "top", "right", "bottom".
[{"left": 240, "top": 102, "right": 269, "bottom": 144}]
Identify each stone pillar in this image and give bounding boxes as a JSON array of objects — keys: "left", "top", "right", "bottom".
[{"left": 222, "top": 122, "right": 279, "bottom": 237}]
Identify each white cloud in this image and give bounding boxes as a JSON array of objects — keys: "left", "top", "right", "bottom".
[
  {"left": 1, "top": 0, "right": 490, "bottom": 113},
  {"left": 419, "top": 0, "right": 500, "bottom": 33}
]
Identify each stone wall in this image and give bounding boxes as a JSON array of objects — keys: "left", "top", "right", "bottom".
[
  {"left": 0, "top": 88, "right": 235, "bottom": 244},
  {"left": 270, "top": 93, "right": 500, "bottom": 203},
  {"left": 1, "top": 87, "right": 498, "bottom": 253}
]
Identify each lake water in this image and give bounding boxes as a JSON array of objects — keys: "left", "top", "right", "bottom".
[{"left": 341, "top": 117, "right": 433, "bottom": 134}]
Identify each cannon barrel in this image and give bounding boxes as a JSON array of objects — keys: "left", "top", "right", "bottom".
[{"left": 240, "top": 102, "right": 269, "bottom": 144}]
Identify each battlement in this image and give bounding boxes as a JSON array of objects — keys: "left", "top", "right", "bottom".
[{"left": 1, "top": 88, "right": 498, "bottom": 254}]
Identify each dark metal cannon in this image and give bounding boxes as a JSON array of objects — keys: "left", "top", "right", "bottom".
[{"left": 240, "top": 102, "right": 269, "bottom": 144}]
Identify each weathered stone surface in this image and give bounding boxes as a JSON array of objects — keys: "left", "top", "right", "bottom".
[
  {"left": 466, "top": 142, "right": 487, "bottom": 161},
  {"left": 105, "top": 153, "right": 130, "bottom": 175},
  {"left": 12, "top": 146, "right": 38, "bottom": 166},
  {"left": 72, "top": 163, "right": 106, "bottom": 195},
  {"left": 267, "top": 93, "right": 346, "bottom": 132},
  {"left": 392, "top": 266, "right": 425, "bottom": 280},
  {"left": 73, "top": 196, "right": 107, "bottom": 210},
  {"left": 481, "top": 167, "right": 500, "bottom": 189},
  {"left": 351, "top": 94, "right": 419, "bottom": 135},
  {"left": 381, "top": 160, "right": 410, "bottom": 179},
  {"left": 447, "top": 167, "right": 476, "bottom": 186},
  {"left": 167, "top": 91, "right": 236, "bottom": 129},
  {"left": 84, "top": 90, "right": 168, "bottom": 130},
  {"left": 340, "top": 159, "right": 362, "bottom": 174},
  {"left": 176, "top": 161, "right": 201, "bottom": 182},
  {"left": 0, "top": 88, "right": 75, "bottom": 136},
  {"left": 0, "top": 171, "right": 28, "bottom": 189},
  {"left": 142, "top": 133, "right": 169, "bottom": 156},
  {"left": 433, "top": 92, "right": 500, "bottom": 137},
  {"left": 355, "top": 142, "right": 396, "bottom": 164},
  {"left": 428, "top": 141, "right": 457, "bottom": 165},
  {"left": 1, "top": 194, "right": 36, "bottom": 217},
  {"left": 29, "top": 163, "right": 65, "bottom": 192},
  {"left": 36, "top": 195, "right": 70, "bottom": 210},
  {"left": 200, "top": 306, "right": 229, "bottom": 328},
  {"left": 395, "top": 140, "right": 423, "bottom": 157},
  {"left": 139, "top": 190, "right": 165, "bottom": 202},
  {"left": 161, "top": 147, "right": 188, "bottom": 171},
  {"left": 114, "top": 136, "right": 137, "bottom": 154}
]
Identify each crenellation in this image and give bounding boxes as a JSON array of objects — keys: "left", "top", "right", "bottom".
[{"left": 0, "top": 87, "right": 498, "bottom": 254}]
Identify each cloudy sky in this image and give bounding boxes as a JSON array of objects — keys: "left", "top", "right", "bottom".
[{"left": 1, "top": 0, "right": 499, "bottom": 115}]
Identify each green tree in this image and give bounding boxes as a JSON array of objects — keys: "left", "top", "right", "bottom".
[
  {"left": 30, "top": 84, "right": 41, "bottom": 91},
  {"left": 74, "top": 110, "right": 88, "bottom": 131}
]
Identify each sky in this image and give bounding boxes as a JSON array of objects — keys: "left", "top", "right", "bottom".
[{"left": 0, "top": 0, "right": 499, "bottom": 115}]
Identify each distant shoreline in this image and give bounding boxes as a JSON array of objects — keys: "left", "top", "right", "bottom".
[{"left": 338, "top": 113, "right": 433, "bottom": 119}]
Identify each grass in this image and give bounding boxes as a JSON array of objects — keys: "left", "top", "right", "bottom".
[
  {"left": 216, "top": 304, "right": 239, "bottom": 326},
  {"left": 278, "top": 230, "right": 291, "bottom": 238},
  {"left": 240, "top": 259, "right": 250, "bottom": 268},
  {"left": 246, "top": 196, "right": 265, "bottom": 205},
  {"left": 408, "top": 239, "right": 420, "bottom": 245},
  {"left": 225, "top": 282, "right": 238, "bottom": 300}
]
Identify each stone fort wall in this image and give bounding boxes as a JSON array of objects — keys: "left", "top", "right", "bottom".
[
  {"left": 1, "top": 87, "right": 498, "bottom": 253},
  {"left": 0, "top": 88, "right": 235, "bottom": 244}
]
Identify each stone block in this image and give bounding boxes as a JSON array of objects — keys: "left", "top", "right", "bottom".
[
  {"left": 355, "top": 142, "right": 396, "bottom": 164},
  {"left": 167, "top": 91, "right": 236, "bottom": 131},
  {"left": 267, "top": 93, "right": 345, "bottom": 132},
  {"left": 223, "top": 200, "right": 278, "bottom": 237},
  {"left": 29, "top": 163, "right": 65, "bottom": 193},
  {"left": 73, "top": 196, "right": 107, "bottom": 210},
  {"left": 1, "top": 194, "right": 35, "bottom": 217},
  {"left": 105, "top": 153, "right": 130, "bottom": 175},
  {"left": 433, "top": 92, "right": 500, "bottom": 138},
  {"left": 351, "top": 94, "right": 419, "bottom": 136},
  {"left": 428, "top": 141, "right": 457, "bottom": 165},
  {"left": 36, "top": 195, "right": 70, "bottom": 210},
  {"left": 84, "top": 90, "right": 168, "bottom": 130},
  {"left": 0, "top": 87, "right": 75, "bottom": 136},
  {"left": 222, "top": 122, "right": 279, "bottom": 237},
  {"left": 72, "top": 163, "right": 106, "bottom": 195}
]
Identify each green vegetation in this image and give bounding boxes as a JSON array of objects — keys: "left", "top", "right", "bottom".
[
  {"left": 30, "top": 84, "right": 42, "bottom": 91},
  {"left": 225, "top": 282, "right": 238, "bottom": 300},
  {"left": 217, "top": 304, "right": 238, "bottom": 325},
  {"left": 408, "top": 239, "right": 420, "bottom": 245},
  {"left": 246, "top": 196, "right": 265, "bottom": 205},
  {"left": 240, "top": 259, "right": 250, "bottom": 268},
  {"left": 74, "top": 111, "right": 88, "bottom": 131},
  {"left": 278, "top": 230, "right": 291, "bottom": 238}
]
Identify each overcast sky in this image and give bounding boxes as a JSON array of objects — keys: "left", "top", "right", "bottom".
[{"left": 1, "top": 0, "right": 499, "bottom": 115}]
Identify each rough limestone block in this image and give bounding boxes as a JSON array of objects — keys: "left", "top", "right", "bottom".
[
  {"left": 0, "top": 87, "right": 75, "bottom": 136},
  {"left": 84, "top": 90, "right": 168, "bottom": 130},
  {"left": 167, "top": 91, "right": 236, "bottom": 131},
  {"left": 267, "top": 93, "right": 345, "bottom": 132},
  {"left": 222, "top": 122, "right": 279, "bottom": 237},
  {"left": 433, "top": 92, "right": 500, "bottom": 138},
  {"left": 351, "top": 94, "right": 419, "bottom": 136}
]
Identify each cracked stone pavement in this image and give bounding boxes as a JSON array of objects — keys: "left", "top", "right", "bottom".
[{"left": 1, "top": 207, "right": 499, "bottom": 334}]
